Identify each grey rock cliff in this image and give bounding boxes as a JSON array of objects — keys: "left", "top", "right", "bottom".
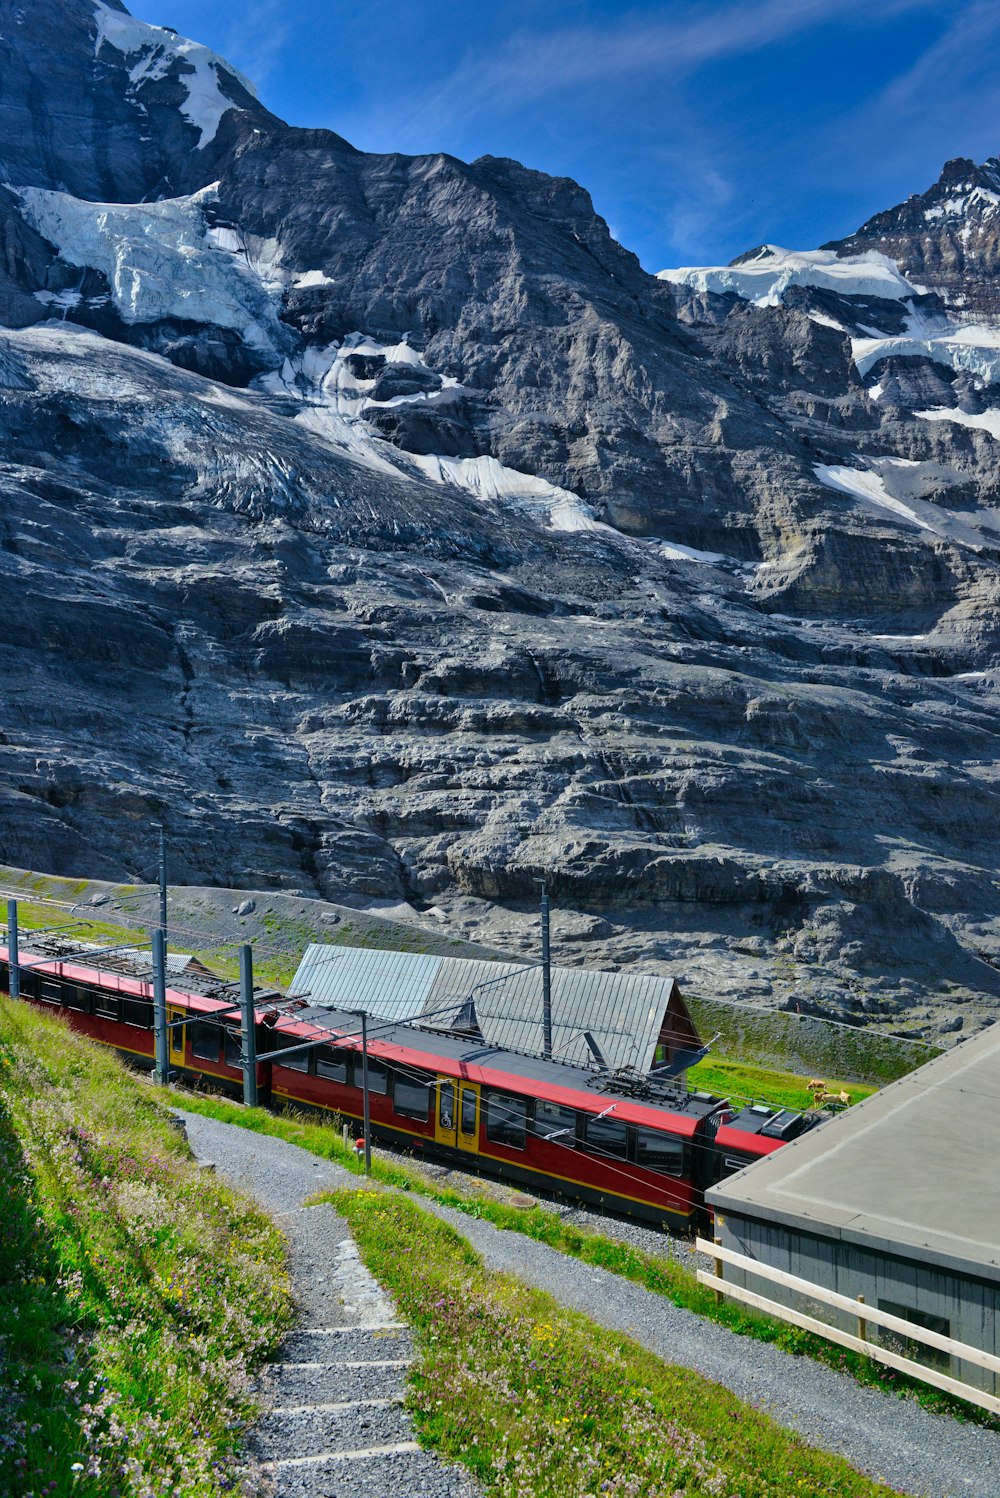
[{"left": 2, "top": 0, "right": 1000, "bottom": 1037}]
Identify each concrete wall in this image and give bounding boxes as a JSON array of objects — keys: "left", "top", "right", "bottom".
[{"left": 715, "top": 1212, "right": 1000, "bottom": 1396}]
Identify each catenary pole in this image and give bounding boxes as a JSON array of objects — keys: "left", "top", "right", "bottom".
[
  {"left": 359, "top": 1010, "right": 371, "bottom": 1174},
  {"left": 540, "top": 882, "right": 552, "bottom": 1058},
  {"left": 6, "top": 899, "right": 19, "bottom": 1001},
  {"left": 158, "top": 825, "right": 168, "bottom": 953},
  {"left": 152, "top": 925, "right": 169, "bottom": 1086},
  {"left": 239, "top": 943, "right": 258, "bottom": 1107}
]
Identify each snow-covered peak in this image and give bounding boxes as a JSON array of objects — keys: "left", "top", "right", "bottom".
[
  {"left": 92, "top": 0, "right": 255, "bottom": 148},
  {"left": 923, "top": 184, "right": 1000, "bottom": 225},
  {"left": 657, "top": 245, "right": 923, "bottom": 307}
]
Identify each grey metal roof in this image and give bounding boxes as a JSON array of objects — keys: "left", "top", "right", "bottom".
[
  {"left": 289, "top": 943, "right": 680, "bottom": 1073},
  {"left": 708, "top": 1023, "right": 1000, "bottom": 1281}
]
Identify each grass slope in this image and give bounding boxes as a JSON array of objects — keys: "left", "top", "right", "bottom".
[
  {"left": 687, "top": 1057, "right": 877, "bottom": 1112},
  {"left": 168, "top": 1087, "right": 991, "bottom": 1426},
  {"left": 0, "top": 1000, "right": 293, "bottom": 1498},
  {"left": 337, "top": 1190, "right": 900, "bottom": 1498}
]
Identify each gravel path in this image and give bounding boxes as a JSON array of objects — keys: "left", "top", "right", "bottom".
[
  {"left": 175, "top": 1112, "right": 479, "bottom": 1498},
  {"left": 179, "top": 1112, "right": 1000, "bottom": 1498}
]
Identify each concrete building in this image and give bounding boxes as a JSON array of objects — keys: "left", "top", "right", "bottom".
[{"left": 708, "top": 1023, "right": 1000, "bottom": 1394}]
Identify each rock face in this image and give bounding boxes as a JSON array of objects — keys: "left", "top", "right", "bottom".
[
  {"left": 826, "top": 157, "right": 1000, "bottom": 319},
  {"left": 3, "top": 0, "right": 1000, "bottom": 1037}
]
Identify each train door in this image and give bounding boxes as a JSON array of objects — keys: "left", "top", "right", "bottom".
[
  {"left": 434, "top": 1077, "right": 481, "bottom": 1154},
  {"left": 457, "top": 1081, "right": 480, "bottom": 1155},
  {"left": 168, "top": 1007, "right": 185, "bottom": 1066},
  {"left": 435, "top": 1077, "right": 458, "bottom": 1148}
]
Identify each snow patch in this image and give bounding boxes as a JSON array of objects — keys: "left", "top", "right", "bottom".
[
  {"left": 658, "top": 245, "right": 923, "bottom": 305},
  {"left": 915, "top": 406, "right": 1000, "bottom": 440},
  {"left": 409, "top": 453, "right": 608, "bottom": 534},
  {"left": 92, "top": 1, "right": 254, "bottom": 148},
  {"left": 16, "top": 185, "right": 284, "bottom": 351},
  {"left": 808, "top": 311, "right": 848, "bottom": 333},
  {"left": 293, "top": 269, "right": 336, "bottom": 288},
  {"left": 814, "top": 463, "right": 936, "bottom": 533}
]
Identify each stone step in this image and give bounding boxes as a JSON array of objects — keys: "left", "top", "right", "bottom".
[
  {"left": 254, "top": 1400, "right": 415, "bottom": 1461},
  {"left": 279, "top": 1325, "right": 411, "bottom": 1362},
  {"left": 264, "top": 1444, "right": 472, "bottom": 1498},
  {"left": 263, "top": 1359, "right": 411, "bottom": 1405}
]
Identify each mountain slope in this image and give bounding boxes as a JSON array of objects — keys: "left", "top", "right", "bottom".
[{"left": 2, "top": 0, "right": 1000, "bottom": 1036}]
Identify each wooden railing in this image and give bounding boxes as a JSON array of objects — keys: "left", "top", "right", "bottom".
[{"left": 695, "top": 1236, "right": 1000, "bottom": 1416}]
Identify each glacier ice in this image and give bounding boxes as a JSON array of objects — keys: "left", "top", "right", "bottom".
[
  {"left": 658, "top": 245, "right": 924, "bottom": 304},
  {"left": 16, "top": 184, "right": 286, "bottom": 352}
]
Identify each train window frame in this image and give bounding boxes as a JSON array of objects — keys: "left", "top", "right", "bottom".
[
  {"left": 223, "top": 1028, "right": 243, "bottom": 1068},
  {"left": 392, "top": 1069, "right": 430, "bottom": 1121},
  {"left": 634, "top": 1127, "right": 685, "bottom": 1177},
  {"left": 485, "top": 1091, "right": 527, "bottom": 1150},
  {"left": 583, "top": 1113, "right": 629, "bottom": 1160},
  {"left": 316, "top": 1046, "right": 351, "bottom": 1084},
  {"left": 191, "top": 1020, "right": 222, "bottom": 1063},
  {"left": 532, "top": 1099, "right": 578, "bottom": 1148},
  {"left": 123, "top": 997, "right": 152, "bottom": 1029},
  {"left": 365, "top": 1059, "right": 388, "bottom": 1096},
  {"left": 94, "top": 990, "right": 120, "bottom": 1021},
  {"left": 39, "top": 980, "right": 62, "bottom": 1005},
  {"left": 277, "top": 1046, "right": 311, "bottom": 1074}
]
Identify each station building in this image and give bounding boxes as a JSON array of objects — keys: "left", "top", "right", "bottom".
[{"left": 707, "top": 1022, "right": 1000, "bottom": 1395}]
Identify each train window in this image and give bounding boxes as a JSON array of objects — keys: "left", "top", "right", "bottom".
[
  {"left": 485, "top": 1092, "right": 527, "bottom": 1150},
  {"left": 94, "top": 991, "right": 119, "bottom": 1021},
  {"left": 635, "top": 1128, "right": 684, "bottom": 1176},
  {"left": 316, "top": 1047, "right": 351, "bottom": 1084},
  {"left": 123, "top": 998, "right": 152, "bottom": 1029},
  {"left": 278, "top": 1047, "right": 310, "bottom": 1073},
  {"left": 0, "top": 962, "right": 7, "bottom": 989},
  {"left": 357, "top": 1059, "right": 387, "bottom": 1094},
  {"left": 460, "top": 1088, "right": 477, "bottom": 1136},
  {"left": 224, "top": 1029, "right": 242, "bottom": 1068},
  {"left": 20, "top": 972, "right": 38, "bottom": 998},
  {"left": 191, "top": 1021, "right": 222, "bottom": 1062},
  {"left": 583, "top": 1114, "right": 628, "bottom": 1160},
  {"left": 439, "top": 1082, "right": 455, "bottom": 1130},
  {"left": 39, "top": 981, "right": 62, "bottom": 1005},
  {"left": 533, "top": 1100, "right": 577, "bottom": 1146},
  {"left": 64, "top": 985, "right": 88, "bottom": 1012},
  {"left": 393, "top": 1070, "right": 430, "bottom": 1121}
]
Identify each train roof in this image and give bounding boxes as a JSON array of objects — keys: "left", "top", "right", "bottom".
[{"left": 273, "top": 1001, "right": 724, "bottom": 1135}]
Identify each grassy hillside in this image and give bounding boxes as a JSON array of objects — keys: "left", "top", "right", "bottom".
[{"left": 0, "top": 999, "right": 293, "bottom": 1497}]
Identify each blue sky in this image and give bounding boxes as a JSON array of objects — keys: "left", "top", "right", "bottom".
[{"left": 128, "top": 0, "right": 1000, "bottom": 272}]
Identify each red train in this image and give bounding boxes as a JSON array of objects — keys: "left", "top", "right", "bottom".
[{"left": 0, "top": 942, "right": 821, "bottom": 1231}]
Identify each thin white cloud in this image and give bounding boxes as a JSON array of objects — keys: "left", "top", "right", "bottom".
[
  {"left": 220, "top": 0, "right": 289, "bottom": 89},
  {"left": 344, "top": 0, "right": 940, "bottom": 149},
  {"left": 807, "top": 1, "right": 1000, "bottom": 206}
]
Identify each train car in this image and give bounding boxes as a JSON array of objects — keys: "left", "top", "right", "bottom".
[{"left": 0, "top": 942, "right": 821, "bottom": 1230}]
